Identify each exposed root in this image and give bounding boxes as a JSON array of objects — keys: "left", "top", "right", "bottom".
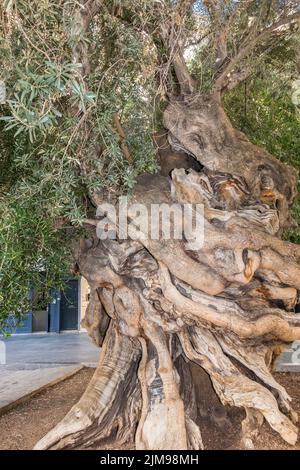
[
  {"left": 136, "top": 321, "right": 188, "bottom": 450},
  {"left": 34, "top": 324, "right": 141, "bottom": 450},
  {"left": 179, "top": 327, "right": 298, "bottom": 446}
]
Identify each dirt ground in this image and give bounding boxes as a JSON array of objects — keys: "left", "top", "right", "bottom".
[{"left": 0, "top": 368, "right": 299, "bottom": 450}]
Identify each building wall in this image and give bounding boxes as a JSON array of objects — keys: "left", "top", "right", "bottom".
[
  {"left": 11, "top": 276, "right": 90, "bottom": 334},
  {"left": 79, "top": 276, "right": 90, "bottom": 330}
]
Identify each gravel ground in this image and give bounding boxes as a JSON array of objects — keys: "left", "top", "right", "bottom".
[{"left": 0, "top": 368, "right": 299, "bottom": 450}]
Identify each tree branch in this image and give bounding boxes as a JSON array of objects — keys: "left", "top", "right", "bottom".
[
  {"left": 175, "top": 0, "right": 195, "bottom": 17},
  {"left": 160, "top": 15, "right": 196, "bottom": 95},
  {"left": 81, "top": 0, "right": 103, "bottom": 27},
  {"left": 113, "top": 113, "right": 133, "bottom": 165},
  {"left": 203, "top": 0, "right": 229, "bottom": 66},
  {"left": 213, "top": 10, "right": 300, "bottom": 93}
]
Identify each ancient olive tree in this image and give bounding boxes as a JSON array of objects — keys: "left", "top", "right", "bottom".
[{"left": 1, "top": 0, "right": 300, "bottom": 450}]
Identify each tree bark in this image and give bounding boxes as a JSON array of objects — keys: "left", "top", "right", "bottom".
[{"left": 34, "top": 92, "right": 300, "bottom": 450}]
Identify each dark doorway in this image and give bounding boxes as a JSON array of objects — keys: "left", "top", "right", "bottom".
[
  {"left": 60, "top": 279, "right": 79, "bottom": 330},
  {"left": 32, "top": 284, "right": 49, "bottom": 332}
]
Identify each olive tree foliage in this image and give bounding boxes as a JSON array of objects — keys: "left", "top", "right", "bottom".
[{"left": 0, "top": 0, "right": 160, "bottom": 328}]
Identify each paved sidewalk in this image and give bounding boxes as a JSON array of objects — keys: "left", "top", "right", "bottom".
[
  {"left": 0, "top": 331, "right": 298, "bottom": 412},
  {"left": 274, "top": 340, "right": 300, "bottom": 372},
  {"left": 0, "top": 332, "right": 99, "bottom": 410}
]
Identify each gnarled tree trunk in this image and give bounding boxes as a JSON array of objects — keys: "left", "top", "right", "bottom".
[{"left": 34, "top": 92, "right": 300, "bottom": 451}]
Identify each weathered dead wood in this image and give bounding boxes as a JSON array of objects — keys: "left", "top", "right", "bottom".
[
  {"left": 136, "top": 322, "right": 188, "bottom": 450},
  {"left": 158, "top": 263, "right": 300, "bottom": 342},
  {"left": 81, "top": 287, "right": 110, "bottom": 346},
  {"left": 164, "top": 94, "right": 298, "bottom": 229}
]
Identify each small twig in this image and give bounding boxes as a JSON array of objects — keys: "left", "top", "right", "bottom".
[
  {"left": 112, "top": 113, "right": 133, "bottom": 165},
  {"left": 82, "top": 218, "right": 98, "bottom": 226}
]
